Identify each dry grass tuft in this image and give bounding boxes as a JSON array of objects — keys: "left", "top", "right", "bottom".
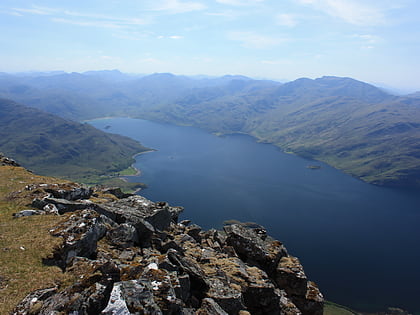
[{"left": 0, "top": 166, "right": 75, "bottom": 314}]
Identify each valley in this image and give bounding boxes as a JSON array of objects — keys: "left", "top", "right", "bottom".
[{"left": 1, "top": 71, "right": 419, "bottom": 188}]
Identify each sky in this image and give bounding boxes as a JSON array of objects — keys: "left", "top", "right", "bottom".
[{"left": 0, "top": 0, "right": 419, "bottom": 92}]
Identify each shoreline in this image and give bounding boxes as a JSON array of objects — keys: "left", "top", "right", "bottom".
[{"left": 119, "top": 149, "right": 156, "bottom": 181}]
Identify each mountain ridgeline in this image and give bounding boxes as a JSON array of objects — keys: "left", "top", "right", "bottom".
[
  {"left": 0, "top": 98, "right": 148, "bottom": 181},
  {"left": 1, "top": 71, "right": 420, "bottom": 187}
]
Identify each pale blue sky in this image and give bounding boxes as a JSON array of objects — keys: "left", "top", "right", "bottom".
[{"left": 0, "top": 0, "right": 419, "bottom": 92}]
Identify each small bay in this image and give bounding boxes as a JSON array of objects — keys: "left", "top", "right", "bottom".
[{"left": 90, "top": 117, "right": 420, "bottom": 313}]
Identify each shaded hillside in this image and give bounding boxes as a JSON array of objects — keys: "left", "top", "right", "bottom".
[{"left": 0, "top": 98, "right": 148, "bottom": 181}]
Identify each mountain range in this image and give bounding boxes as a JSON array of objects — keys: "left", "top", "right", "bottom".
[{"left": 1, "top": 71, "right": 419, "bottom": 187}]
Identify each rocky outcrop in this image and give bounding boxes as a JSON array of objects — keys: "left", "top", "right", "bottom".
[
  {"left": 0, "top": 152, "right": 20, "bottom": 167},
  {"left": 13, "top": 184, "right": 324, "bottom": 315}
]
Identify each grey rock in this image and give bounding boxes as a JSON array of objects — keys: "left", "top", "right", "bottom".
[
  {"left": 179, "top": 220, "right": 191, "bottom": 226},
  {"left": 224, "top": 224, "right": 288, "bottom": 275},
  {"left": 14, "top": 257, "right": 119, "bottom": 315},
  {"left": 167, "top": 249, "right": 208, "bottom": 293},
  {"left": 45, "top": 187, "right": 93, "bottom": 201},
  {"left": 100, "top": 187, "right": 133, "bottom": 199},
  {"left": 46, "top": 210, "right": 108, "bottom": 268},
  {"left": 177, "top": 274, "right": 191, "bottom": 302},
  {"left": 206, "top": 278, "right": 245, "bottom": 314},
  {"left": 102, "top": 282, "right": 131, "bottom": 314},
  {"left": 243, "top": 283, "right": 282, "bottom": 315},
  {"left": 278, "top": 290, "right": 303, "bottom": 315},
  {"left": 13, "top": 209, "right": 45, "bottom": 218},
  {"left": 13, "top": 287, "right": 58, "bottom": 315},
  {"left": 197, "top": 298, "right": 229, "bottom": 315},
  {"left": 118, "top": 277, "right": 182, "bottom": 314},
  {"left": 106, "top": 223, "right": 139, "bottom": 248},
  {"left": 186, "top": 224, "right": 202, "bottom": 243},
  {"left": 290, "top": 281, "right": 324, "bottom": 315},
  {"left": 95, "top": 195, "right": 183, "bottom": 232},
  {"left": 0, "top": 153, "right": 20, "bottom": 167},
  {"left": 275, "top": 256, "right": 308, "bottom": 296},
  {"left": 43, "top": 203, "right": 59, "bottom": 215},
  {"left": 33, "top": 197, "right": 92, "bottom": 214}
]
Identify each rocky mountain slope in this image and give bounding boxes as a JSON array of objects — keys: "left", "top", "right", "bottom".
[
  {"left": 1, "top": 156, "right": 323, "bottom": 314},
  {"left": 0, "top": 98, "right": 148, "bottom": 185}
]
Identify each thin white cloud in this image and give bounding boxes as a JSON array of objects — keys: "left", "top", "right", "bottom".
[
  {"left": 216, "top": 0, "right": 264, "bottom": 6},
  {"left": 206, "top": 10, "right": 240, "bottom": 19},
  {"left": 62, "top": 11, "right": 149, "bottom": 26},
  {"left": 156, "top": 35, "right": 184, "bottom": 39},
  {"left": 295, "top": 0, "right": 385, "bottom": 26},
  {"left": 228, "top": 31, "right": 287, "bottom": 49},
  {"left": 9, "top": 5, "right": 150, "bottom": 29},
  {"left": 150, "top": 0, "right": 207, "bottom": 13},
  {"left": 51, "top": 18, "right": 122, "bottom": 29},
  {"left": 12, "top": 6, "right": 58, "bottom": 16},
  {"left": 51, "top": 18, "right": 123, "bottom": 29},
  {"left": 352, "top": 34, "right": 381, "bottom": 50},
  {"left": 276, "top": 14, "right": 298, "bottom": 27},
  {"left": 352, "top": 34, "right": 381, "bottom": 44},
  {"left": 1, "top": 10, "right": 23, "bottom": 17}
]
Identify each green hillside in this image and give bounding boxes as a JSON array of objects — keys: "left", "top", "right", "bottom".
[
  {"left": 138, "top": 76, "right": 420, "bottom": 187},
  {"left": 0, "top": 98, "right": 148, "bottom": 184}
]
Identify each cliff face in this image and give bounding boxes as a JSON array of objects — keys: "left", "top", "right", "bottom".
[{"left": 8, "top": 165, "right": 324, "bottom": 314}]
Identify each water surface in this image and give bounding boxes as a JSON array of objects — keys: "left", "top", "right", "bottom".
[{"left": 90, "top": 117, "right": 420, "bottom": 313}]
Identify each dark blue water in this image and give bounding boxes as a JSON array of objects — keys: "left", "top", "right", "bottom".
[{"left": 90, "top": 117, "right": 420, "bottom": 313}]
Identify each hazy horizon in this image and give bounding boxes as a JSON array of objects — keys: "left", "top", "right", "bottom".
[{"left": 1, "top": 0, "right": 419, "bottom": 92}]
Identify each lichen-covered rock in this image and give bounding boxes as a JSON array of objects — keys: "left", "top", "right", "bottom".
[
  {"left": 14, "top": 257, "right": 119, "bottom": 315},
  {"left": 197, "top": 298, "right": 229, "bottom": 315},
  {"left": 95, "top": 195, "right": 183, "bottom": 231},
  {"left": 224, "top": 224, "right": 288, "bottom": 275},
  {"left": 291, "top": 281, "right": 324, "bottom": 315},
  {"left": 45, "top": 209, "right": 109, "bottom": 268},
  {"left": 0, "top": 153, "right": 20, "bottom": 166},
  {"left": 43, "top": 186, "right": 92, "bottom": 201},
  {"left": 106, "top": 223, "right": 139, "bottom": 248},
  {"left": 32, "top": 197, "right": 93, "bottom": 214},
  {"left": 275, "top": 256, "right": 308, "bottom": 297}
]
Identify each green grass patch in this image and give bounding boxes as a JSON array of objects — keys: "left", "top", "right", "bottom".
[
  {"left": 117, "top": 166, "right": 139, "bottom": 176},
  {"left": 324, "top": 301, "right": 358, "bottom": 315}
]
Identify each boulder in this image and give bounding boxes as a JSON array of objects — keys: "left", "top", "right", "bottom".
[
  {"left": 32, "top": 197, "right": 92, "bottom": 214},
  {"left": 45, "top": 210, "right": 109, "bottom": 268},
  {"left": 224, "top": 224, "right": 288, "bottom": 275},
  {"left": 291, "top": 281, "right": 324, "bottom": 315},
  {"left": 0, "top": 153, "right": 20, "bottom": 167},
  {"left": 101, "top": 282, "right": 130, "bottom": 314},
  {"left": 95, "top": 195, "right": 183, "bottom": 232},
  {"left": 275, "top": 256, "right": 308, "bottom": 296},
  {"left": 106, "top": 223, "right": 139, "bottom": 248},
  {"left": 45, "top": 187, "right": 93, "bottom": 201},
  {"left": 206, "top": 278, "right": 245, "bottom": 314},
  {"left": 100, "top": 187, "right": 133, "bottom": 199}
]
